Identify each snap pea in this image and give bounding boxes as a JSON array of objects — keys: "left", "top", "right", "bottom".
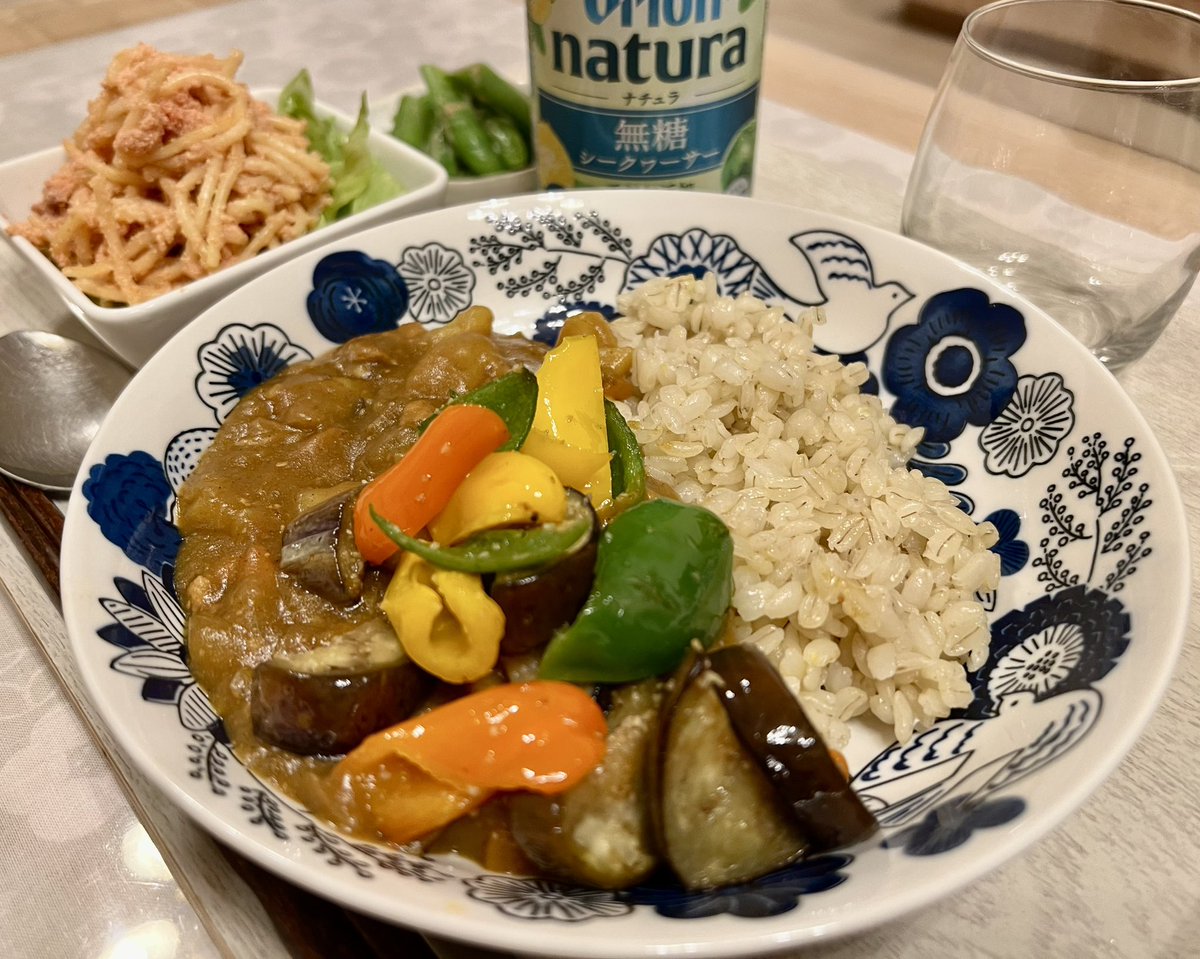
[
  {"left": 455, "top": 62, "right": 532, "bottom": 136},
  {"left": 445, "top": 103, "right": 505, "bottom": 175},
  {"left": 426, "top": 119, "right": 460, "bottom": 176},
  {"left": 483, "top": 113, "right": 531, "bottom": 172},
  {"left": 605, "top": 400, "right": 645, "bottom": 506},
  {"left": 420, "top": 64, "right": 504, "bottom": 176},
  {"left": 420, "top": 63, "right": 462, "bottom": 109},
  {"left": 369, "top": 491, "right": 594, "bottom": 575},
  {"left": 391, "top": 93, "right": 434, "bottom": 150}
]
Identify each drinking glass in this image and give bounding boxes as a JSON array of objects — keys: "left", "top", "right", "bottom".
[{"left": 901, "top": 0, "right": 1200, "bottom": 375}]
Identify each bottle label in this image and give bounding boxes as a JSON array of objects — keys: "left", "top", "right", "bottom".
[{"left": 527, "top": 0, "right": 766, "bottom": 193}]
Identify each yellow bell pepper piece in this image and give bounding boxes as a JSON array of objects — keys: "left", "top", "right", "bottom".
[
  {"left": 428, "top": 451, "right": 566, "bottom": 545},
  {"left": 524, "top": 334, "right": 612, "bottom": 508},
  {"left": 381, "top": 552, "right": 504, "bottom": 684},
  {"left": 518, "top": 430, "right": 611, "bottom": 497}
]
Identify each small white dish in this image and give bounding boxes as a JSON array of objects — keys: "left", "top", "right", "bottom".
[
  {"left": 0, "top": 87, "right": 448, "bottom": 367},
  {"left": 371, "top": 81, "right": 537, "bottom": 206},
  {"left": 444, "top": 164, "right": 539, "bottom": 206}
]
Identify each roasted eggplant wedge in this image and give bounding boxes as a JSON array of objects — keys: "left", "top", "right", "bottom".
[
  {"left": 251, "top": 619, "right": 429, "bottom": 755},
  {"left": 654, "top": 659, "right": 807, "bottom": 890},
  {"left": 705, "top": 644, "right": 878, "bottom": 852},
  {"left": 650, "top": 647, "right": 879, "bottom": 890},
  {"left": 489, "top": 490, "right": 599, "bottom": 655},
  {"left": 280, "top": 487, "right": 364, "bottom": 604},
  {"left": 510, "top": 679, "right": 660, "bottom": 889}
]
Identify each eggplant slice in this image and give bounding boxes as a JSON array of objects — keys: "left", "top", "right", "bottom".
[
  {"left": 510, "top": 679, "right": 660, "bottom": 889},
  {"left": 705, "top": 644, "right": 879, "bottom": 853},
  {"left": 489, "top": 498, "right": 599, "bottom": 655},
  {"left": 655, "top": 662, "right": 808, "bottom": 890},
  {"left": 251, "top": 619, "right": 429, "bottom": 755},
  {"left": 280, "top": 487, "right": 364, "bottom": 604},
  {"left": 489, "top": 544, "right": 597, "bottom": 657}
]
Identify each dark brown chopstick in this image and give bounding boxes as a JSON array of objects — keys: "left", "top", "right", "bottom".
[
  {"left": 0, "top": 473, "right": 436, "bottom": 959},
  {"left": 0, "top": 475, "right": 63, "bottom": 594}
]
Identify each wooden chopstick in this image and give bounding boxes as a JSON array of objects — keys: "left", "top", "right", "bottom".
[
  {"left": 0, "top": 475, "right": 63, "bottom": 594},
  {"left": 0, "top": 473, "right": 437, "bottom": 959}
]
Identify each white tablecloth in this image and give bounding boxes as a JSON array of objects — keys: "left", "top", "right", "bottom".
[{"left": 0, "top": 2, "right": 1196, "bottom": 957}]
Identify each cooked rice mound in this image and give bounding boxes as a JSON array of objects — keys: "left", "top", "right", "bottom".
[{"left": 613, "top": 275, "right": 1000, "bottom": 749}]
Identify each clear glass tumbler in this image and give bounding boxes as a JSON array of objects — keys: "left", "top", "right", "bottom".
[{"left": 901, "top": 0, "right": 1200, "bottom": 375}]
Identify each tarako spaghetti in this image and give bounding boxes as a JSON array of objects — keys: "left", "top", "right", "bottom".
[{"left": 9, "top": 44, "right": 332, "bottom": 305}]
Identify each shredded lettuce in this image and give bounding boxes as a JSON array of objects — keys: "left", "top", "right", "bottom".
[{"left": 278, "top": 69, "right": 403, "bottom": 226}]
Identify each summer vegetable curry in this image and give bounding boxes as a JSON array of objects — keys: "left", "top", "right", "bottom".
[{"left": 175, "top": 307, "right": 876, "bottom": 892}]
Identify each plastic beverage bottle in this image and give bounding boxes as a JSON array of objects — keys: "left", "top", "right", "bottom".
[{"left": 526, "top": 0, "right": 767, "bottom": 193}]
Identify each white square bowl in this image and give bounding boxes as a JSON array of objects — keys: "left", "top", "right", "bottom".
[{"left": 0, "top": 87, "right": 449, "bottom": 366}]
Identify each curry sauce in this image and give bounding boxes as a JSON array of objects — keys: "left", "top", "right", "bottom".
[{"left": 175, "top": 314, "right": 545, "bottom": 825}]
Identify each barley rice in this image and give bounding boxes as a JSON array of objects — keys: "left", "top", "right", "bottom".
[{"left": 613, "top": 274, "right": 999, "bottom": 748}]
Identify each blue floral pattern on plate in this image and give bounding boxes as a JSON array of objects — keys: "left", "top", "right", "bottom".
[
  {"left": 464, "top": 876, "right": 632, "bottom": 922},
  {"left": 196, "top": 323, "right": 312, "bottom": 423},
  {"left": 966, "top": 585, "right": 1130, "bottom": 718},
  {"left": 96, "top": 568, "right": 222, "bottom": 736},
  {"left": 625, "top": 228, "right": 765, "bottom": 296},
  {"left": 987, "top": 508, "right": 1031, "bottom": 577},
  {"left": 884, "top": 796, "right": 1026, "bottom": 856},
  {"left": 882, "top": 288, "right": 1026, "bottom": 444},
  {"left": 980, "top": 372, "right": 1075, "bottom": 477},
  {"left": 82, "top": 451, "right": 181, "bottom": 578},
  {"left": 618, "top": 855, "right": 854, "bottom": 919},
  {"left": 72, "top": 197, "right": 1176, "bottom": 938},
  {"left": 307, "top": 251, "right": 410, "bottom": 341}
]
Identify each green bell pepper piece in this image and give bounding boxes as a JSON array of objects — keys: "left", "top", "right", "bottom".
[
  {"left": 419, "top": 368, "right": 539, "bottom": 452},
  {"left": 539, "top": 499, "right": 733, "bottom": 683}
]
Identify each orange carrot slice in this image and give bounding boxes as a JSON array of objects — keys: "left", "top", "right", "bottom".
[{"left": 353, "top": 404, "right": 510, "bottom": 565}]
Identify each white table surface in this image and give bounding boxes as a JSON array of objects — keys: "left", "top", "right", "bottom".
[{"left": 0, "top": 2, "right": 1197, "bottom": 957}]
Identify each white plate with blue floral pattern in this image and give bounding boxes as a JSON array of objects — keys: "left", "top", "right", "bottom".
[{"left": 60, "top": 191, "right": 1189, "bottom": 957}]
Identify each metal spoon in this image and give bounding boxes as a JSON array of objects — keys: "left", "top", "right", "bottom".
[{"left": 0, "top": 330, "right": 132, "bottom": 492}]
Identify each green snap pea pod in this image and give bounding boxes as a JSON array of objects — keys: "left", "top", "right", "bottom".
[
  {"left": 443, "top": 102, "right": 505, "bottom": 176},
  {"left": 605, "top": 399, "right": 645, "bottom": 507},
  {"left": 391, "top": 93, "right": 434, "bottom": 150},
  {"left": 369, "top": 491, "right": 594, "bottom": 574},
  {"left": 420, "top": 63, "right": 462, "bottom": 108},
  {"left": 421, "top": 64, "right": 504, "bottom": 176},
  {"left": 456, "top": 62, "right": 532, "bottom": 135},
  {"left": 426, "top": 118, "right": 460, "bottom": 176},
  {"left": 539, "top": 499, "right": 734, "bottom": 684},
  {"left": 419, "top": 368, "right": 539, "bottom": 451},
  {"left": 483, "top": 113, "right": 530, "bottom": 171}
]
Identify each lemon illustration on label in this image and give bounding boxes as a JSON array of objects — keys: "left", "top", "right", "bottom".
[
  {"left": 528, "top": 0, "right": 554, "bottom": 52},
  {"left": 534, "top": 120, "right": 575, "bottom": 189},
  {"left": 721, "top": 119, "right": 756, "bottom": 195}
]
